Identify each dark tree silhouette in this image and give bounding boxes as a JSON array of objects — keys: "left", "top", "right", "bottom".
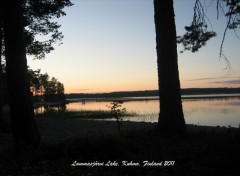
[
  {"left": 0, "top": 2, "right": 4, "bottom": 132},
  {"left": 178, "top": 0, "right": 240, "bottom": 70},
  {"left": 154, "top": 0, "right": 239, "bottom": 135},
  {"left": 176, "top": 0, "right": 217, "bottom": 53},
  {"left": 0, "top": 0, "right": 72, "bottom": 132},
  {"left": 23, "top": 0, "right": 73, "bottom": 59},
  {"left": 28, "top": 69, "right": 65, "bottom": 102},
  {"left": 3, "top": 0, "right": 41, "bottom": 148},
  {"left": 154, "top": 0, "right": 187, "bottom": 135}
]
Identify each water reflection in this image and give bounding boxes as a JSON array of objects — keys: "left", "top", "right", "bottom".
[
  {"left": 35, "top": 104, "right": 66, "bottom": 114},
  {"left": 35, "top": 97, "right": 240, "bottom": 128},
  {"left": 182, "top": 97, "right": 240, "bottom": 127}
]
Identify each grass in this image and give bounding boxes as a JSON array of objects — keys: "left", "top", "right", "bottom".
[
  {"left": 0, "top": 126, "right": 240, "bottom": 176},
  {"left": 35, "top": 109, "right": 138, "bottom": 120}
]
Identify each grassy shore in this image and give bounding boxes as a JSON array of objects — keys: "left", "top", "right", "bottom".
[
  {"left": 35, "top": 110, "right": 137, "bottom": 120},
  {"left": 0, "top": 118, "right": 239, "bottom": 175}
]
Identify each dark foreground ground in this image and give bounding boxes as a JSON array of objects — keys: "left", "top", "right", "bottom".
[{"left": 0, "top": 121, "right": 240, "bottom": 176}]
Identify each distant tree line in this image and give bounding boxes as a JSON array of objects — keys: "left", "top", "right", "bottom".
[
  {"left": 66, "top": 88, "right": 240, "bottom": 99},
  {"left": 0, "top": 66, "right": 66, "bottom": 104},
  {"left": 28, "top": 68, "right": 65, "bottom": 102}
]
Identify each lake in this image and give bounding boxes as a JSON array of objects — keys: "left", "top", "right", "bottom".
[{"left": 35, "top": 95, "right": 240, "bottom": 128}]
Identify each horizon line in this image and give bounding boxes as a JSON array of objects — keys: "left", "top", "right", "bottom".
[{"left": 65, "top": 87, "right": 240, "bottom": 94}]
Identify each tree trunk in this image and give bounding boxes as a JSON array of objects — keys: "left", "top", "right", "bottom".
[
  {"left": 0, "top": 28, "right": 5, "bottom": 132},
  {"left": 154, "top": 0, "right": 186, "bottom": 134},
  {"left": 0, "top": 0, "right": 6, "bottom": 133},
  {"left": 3, "top": 0, "right": 41, "bottom": 148}
]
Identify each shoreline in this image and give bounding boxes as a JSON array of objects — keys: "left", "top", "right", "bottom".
[
  {"left": 66, "top": 94, "right": 240, "bottom": 103},
  {"left": 30, "top": 94, "right": 240, "bottom": 108}
]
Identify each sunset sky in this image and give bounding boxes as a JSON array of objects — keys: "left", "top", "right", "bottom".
[{"left": 28, "top": 0, "right": 240, "bottom": 93}]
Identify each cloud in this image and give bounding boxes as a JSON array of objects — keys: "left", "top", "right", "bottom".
[
  {"left": 208, "top": 81, "right": 222, "bottom": 84},
  {"left": 186, "top": 76, "right": 240, "bottom": 86},
  {"left": 73, "top": 89, "right": 93, "bottom": 91},
  {"left": 209, "top": 79, "right": 240, "bottom": 85},
  {"left": 186, "top": 76, "right": 239, "bottom": 82},
  {"left": 186, "top": 77, "right": 223, "bottom": 81}
]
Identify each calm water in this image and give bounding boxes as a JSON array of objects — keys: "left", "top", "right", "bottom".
[{"left": 63, "top": 96, "right": 240, "bottom": 128}]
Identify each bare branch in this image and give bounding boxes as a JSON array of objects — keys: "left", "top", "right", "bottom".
[
  {"left": 219, "top": 6, "right": 232, "bottom": 59},
  {"left": 221, "top": 53, "right": 232, "bottom": 76},
  {"left": 219, "top": 0, "right": 240, "bottom": 72}
]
